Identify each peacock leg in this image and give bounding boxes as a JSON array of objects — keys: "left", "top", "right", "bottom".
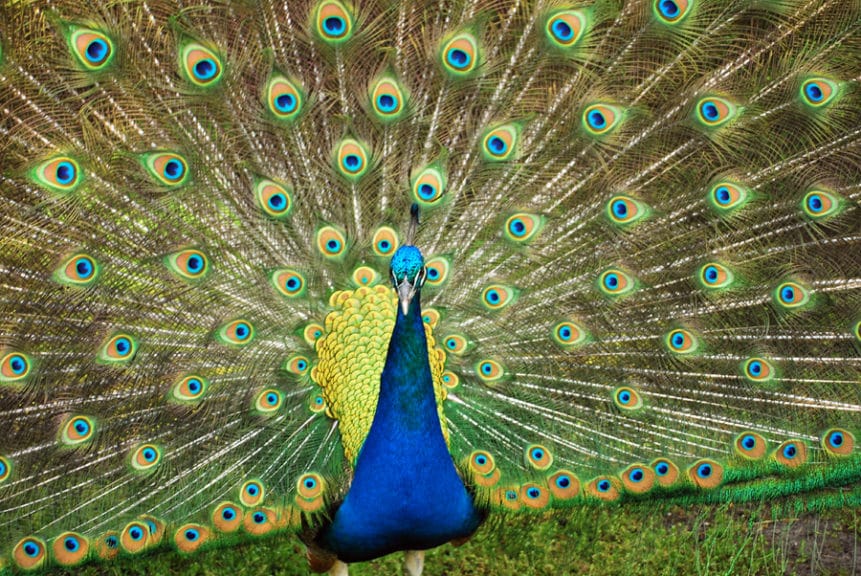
[
  {"left": 328, "top": 559, "right": 349, "bottom": 576},
  {"left": 404, "top": 550, "right": 425, "bottom": 576}
]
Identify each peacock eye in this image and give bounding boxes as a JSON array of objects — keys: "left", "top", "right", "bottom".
[
  {"left": 441, "top": 32, "right": 479, "bottom": 76},
  {"left": 316, "top": 0, "right": 354, "bottom": 43},
  {"left": 181, "top": 43, "right": 222, "bottom": 87},
  {"left": 335, "top": 139, "right": 370, "bottom": 181},
  {"left": 370, "top": 77, "right": 407, "bottom": 122},
  {"left": 32, "top": 157, "right": 82, "bottom": 193},
  {"left": 266, "top": 75, "right": 304, "bottom": 121},
  {"left": 582, "top": 104, "right": 624, "bottom": 136}
]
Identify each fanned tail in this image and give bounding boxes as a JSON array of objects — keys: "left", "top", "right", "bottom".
[{"left": 0, "top": 0, "right": 859, "bottom": 571}]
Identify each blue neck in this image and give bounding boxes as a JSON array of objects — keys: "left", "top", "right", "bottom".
[
  {"left": 318, "top": 292, "right": 481, "bottom": 562},
  {"left": 376, "top": 294, "right": 439, "bottom": 436}
]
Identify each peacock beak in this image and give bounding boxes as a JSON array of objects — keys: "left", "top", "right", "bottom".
[
  {"left": 392, "top": 268, "right": 424, "bottom": 315},
  {"left": 396, "top": 277, "right": 418, "bottom": 315}
]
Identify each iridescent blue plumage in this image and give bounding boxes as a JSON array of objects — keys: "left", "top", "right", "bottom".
[{"left": 319, "top": 247, "right": 482, "bottom": 562}]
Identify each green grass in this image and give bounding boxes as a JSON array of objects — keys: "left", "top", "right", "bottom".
[{"left": 59, "top": 504, "right": 858, "bottom": 576}]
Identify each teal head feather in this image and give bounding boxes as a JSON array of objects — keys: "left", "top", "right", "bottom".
[{"left": 390, "top": 245, "right": 426, "bottom": 315}]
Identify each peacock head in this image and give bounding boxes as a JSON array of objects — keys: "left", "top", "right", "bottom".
[{"left": 390, "top": 245, "right": 426, "bottom": 315}]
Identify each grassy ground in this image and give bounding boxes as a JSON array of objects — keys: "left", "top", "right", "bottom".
[{"left": 61, "top": 503, "right": 859, "bottom": 576}]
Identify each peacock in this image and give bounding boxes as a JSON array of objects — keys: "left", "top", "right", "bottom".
[{"left": 0, "top": 0, "right": 859, "bottom": 573}]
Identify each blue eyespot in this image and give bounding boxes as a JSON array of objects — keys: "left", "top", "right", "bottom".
[
  {"left": 447, "top": 48, "right": 470, "bottom": 69},
  {"left": 74, "top": 420, "right": 90, "bottom": 435},
  {"left": 587, "top": 110, "right": 606, "bottom": 130},
  {"left": 655, "top": 462, "right": 669, "bottom": 476},
  {"left": 24, "top": 542, "right": 40, "bottom": 557},
  {"left": 741, "top": 435, "right": 756, "bottom": 450},
  {"left": 143, "top": 448, "right": 156, "bottom": 462},
  {"left": 715, "top": 186, "right": 731, "bottom": 204},
  {"left": 188, "top": 378, "right": 201, "bottom": 393},
  {"left": 783, "top": 444, "right": 797, "bottom": 458},
  {"left": 618, "top": 390, "right": 631, "bottom": 404},
  {"left": 487, "top": 136, "right": 507, "bottom": 155},
  {"left": 185, "top": 529, "right": 199, "bottom": 541},
  {"left": 324, "top": 16, "right": 345, "bottom": 35},
  {"left": 555, "top": 475, "right": 571, "bottom": 488},
  {"left": 805, "top": 83, "right": 823, "bottom": 102},
  {"left": 509, "top": 218, "right": 527, "bottom": 237},
  {"left": 275, "top": 94, "right": 296, "bottom": 113},
  {"left": 343, "top": 154, "right": 362, "bottom": 171},
  {"left": 75, "top": 257, "right": 94, "bottom": 279},
  {"left": 597, "top": 479, "right": 611, "bottom": 492},
  {"left": 780, "top": 286, "right": 795, "bottom": 303},
  {"left": 376, "top": 94, "right": 396, "bottom": 112},
  {"left": 704, "top": 265, "right": 718, "bottom": 283},
  {"left": 697, "top": 463, "right": 712, "bottom": 478},
  {"left": 749, "top": 361, "right": 763, "bottom": 376},
  {"left": 86, "top": 39, "right": 109, "bottom": 63},
  {"left": 235, "top": 323, "right": 250, "bottom": 340},
  {"left": 268, "top": 193, "right": 287, "bottom": 210},
  {"left": 829, "top": 432, "right": 844, "bottom": 448},
  {"left": 527, "top": 487, "right": 541, "bottom": 499},
  {"left": 629, "top": 468, "right": 644, "bottom": 482},
  {"left": 505, "top": 489, "right": 517, "bottom": 500},
  {"left": 130, "top": 527, "right": 143, "bottom": 541},
  {"left": 612, "top": 200, "right": 628, "bottom": 218},
  {"left": 106, "top": 536, "right": 118, "bottom": 549},
  {"left": 56, "top": 161, "right": 76, "bottom": 185},
  {"left": 246, "top": 484, "right": 259, "bottom": 496},
  {"left": 114, "top": 337, "right": 131, "bottom": 355},
  {"left": 659, "top": 0, "right": 680, "bottom": 18},
  {"left": 222, "top": 507, "right": 236, "bottom": 520},
  {"left": 187, "top": 255, "right": 204, "bottom": 273},
  {"left": 418, "top": 183, "right": 436, "bottom": 200},
  {"left": 604, "top": 273, "right": 618, "bottom": 289},
  {"left": 193, "top": 59, "right": 217, "bottom": 81},
  {"left": 9, "top": 355, "right": 27, "bottom": 375},
  {"left": 552, "top": 20, "right": 573, "bottom": 41},
  {"left": 806, "top": 194, "right": 823, "bottom": 213},
  {"left": 304, "top": 477, "right": 317, "bottom": 489},
  {"left": 163, "top": 159, "right": 184, "bottom": 181},
  {"left": 701, "top": 101, "right": 719, "bottom": 121},
  {"left": 475, "top": 455, "right": 487, "bottom": 465},
  {"left": 671, "top": 333, "right": 685, "bottom": 349},
  {"left": 60, "top": 535, "right": 78, "bottom": 552},
  {"left": 253, "top": 512, "right": 266, "bottom": 524}
]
